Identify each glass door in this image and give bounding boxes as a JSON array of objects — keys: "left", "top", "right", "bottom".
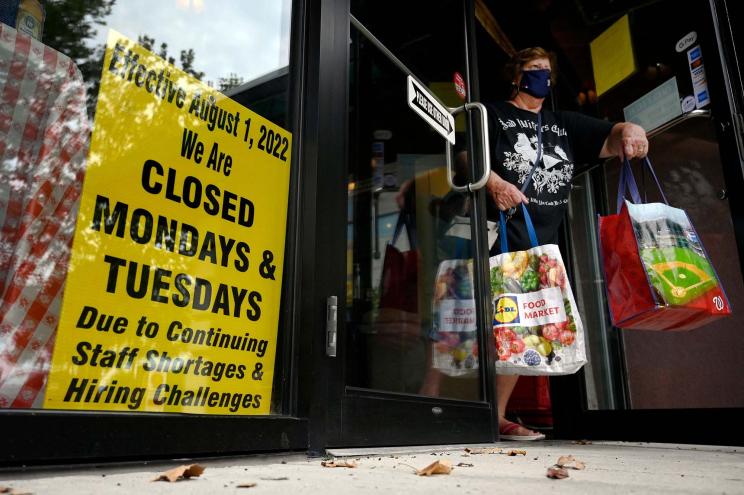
[
  {"left": 544, "top": 0, "right": 744, "bottom": 445},
  {"left": 326, "top": 0, "right": 498, "bottom": 446}
]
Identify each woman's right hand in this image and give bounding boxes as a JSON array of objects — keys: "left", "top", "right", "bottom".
[{"left": 486, "top": 171, "right": 529, "bottom": 211}]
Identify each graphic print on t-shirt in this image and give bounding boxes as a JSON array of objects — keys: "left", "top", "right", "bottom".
[
  {"left": 486, "top": 101, "right": 614, "bottom": 249},
  {"left": 501, "top": 131, "right": 574, "bottom": 197}
]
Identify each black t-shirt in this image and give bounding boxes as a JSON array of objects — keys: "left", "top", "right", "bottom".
[{"left": 487, "top": 101, "right": 614, "bottom": 253}]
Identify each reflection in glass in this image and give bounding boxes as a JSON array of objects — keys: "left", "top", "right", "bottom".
[{"left": 346, "top": 20, "right": 482, "bottom": 402}]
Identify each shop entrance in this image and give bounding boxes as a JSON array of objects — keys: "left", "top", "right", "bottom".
[
  {"left": 321, "top": 0, "right": 500, "bottom": 447},
  {"left": 308, "top": 0, "right": 744, "bottom": 450}
]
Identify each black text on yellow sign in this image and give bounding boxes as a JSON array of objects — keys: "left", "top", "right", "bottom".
[{"left": 44, "top": 30, "right": 291, "bottom": 415}]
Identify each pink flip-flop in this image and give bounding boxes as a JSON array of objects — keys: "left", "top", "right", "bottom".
[{"left": 499, "top": 420, "right": 546, "bottom": 441}]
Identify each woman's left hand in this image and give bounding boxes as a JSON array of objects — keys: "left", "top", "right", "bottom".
[
  {"left": 619, "top": 122, "right": 648, "bottom": 159},
  {"left": 601, "top": 122, "right": 649, "bottom": 159}
]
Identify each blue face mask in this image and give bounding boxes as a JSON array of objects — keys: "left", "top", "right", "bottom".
[{"left": 519, "top": 69, "right": 551, "bottom": 98}]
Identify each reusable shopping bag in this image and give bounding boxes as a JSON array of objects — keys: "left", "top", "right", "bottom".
[
  {"left": 431, "top": 257, "right": 479, "bottom": 377},
  {"left": 490, "top": 205, "right": 587, "bottom": 375},
  {"left": 598, "top": 158, "right": 731, "bottom": 330},
  {"left": 378, "top": 211, "right": 419, "bottom": 314},
  {"left": 430, "top": 198, "right": 500, "bottom": 378}
]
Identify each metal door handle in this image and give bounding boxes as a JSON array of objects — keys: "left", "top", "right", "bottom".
[{"left": 445, "top": 102, "right": 491, "bottom": 192}]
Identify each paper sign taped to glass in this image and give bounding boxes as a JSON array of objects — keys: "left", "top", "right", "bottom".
[{"left": 13, "top": 30, "right": 293, "bottom": 416}]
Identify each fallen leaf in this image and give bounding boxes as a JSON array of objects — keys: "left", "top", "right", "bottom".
[
  {"left": 416, "top": 459, "right": 452, "bottom": 476},
  {"left": 464, "top": 447, "right": 502, "bottom": 455},
  {"left": 0, "top": 488, "right": 9, "bottom": 494},
  {"left": 547, "top": 466, "right": 570, "bottom": 479},
  {"left": 237, "top": 482, "right": 257, "bottom": 488},
  {"left": 556, "top": 455, "right": 586, "bottom": 470},
  {"left": 573, "top": 439, "right": 592, "bottom": 445},
  {"left": 507, "top": 450, "right": 527, "bottom": 456},
  {"left": 152, "top": 464, "right": 205, "bottom": 482},
  {"left": 456, "top": 462, "right": 474, "bottom": 467},
  {"left": 321, "top": 460, "right": 358, "bottom": 468}
]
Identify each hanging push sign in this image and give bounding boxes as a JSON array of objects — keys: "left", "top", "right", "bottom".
[
  {"left": 43, "top": 31, "right": 291, "bottom": 415},
  {"left": 407, "top": 76, "right": 456, "bottom": 144}
]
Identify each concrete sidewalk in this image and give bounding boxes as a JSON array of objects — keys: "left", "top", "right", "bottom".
[{"left": 1, "top": 441, "right": 742, "bottom": 494}]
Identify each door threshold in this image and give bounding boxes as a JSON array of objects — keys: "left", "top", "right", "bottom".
[{"left": 327, "top": 443, "right": 504, "bottom": 457}]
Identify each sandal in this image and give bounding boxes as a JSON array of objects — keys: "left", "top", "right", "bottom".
[{"left": 499, "top": 419, "right": 546, "bottom": 441}]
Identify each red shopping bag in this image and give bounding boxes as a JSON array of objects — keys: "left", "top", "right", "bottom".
[
  {"left": 598, "top": 158, "right": 731, "bottom": 330},
  {"left": 378, "top": 211, "right": 419, "bottom": 314}
]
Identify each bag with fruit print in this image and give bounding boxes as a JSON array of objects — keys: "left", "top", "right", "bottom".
[
  {"left": 431, "top": 258, "right": 479, "bottom": 377},
  {"left": 489, "top": 204, "right": 587, "bottom": 375}
]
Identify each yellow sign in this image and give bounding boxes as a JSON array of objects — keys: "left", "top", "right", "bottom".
[
  {"left": 590, "top": 15, "right": 636, "bottom": 96},
  {"left": 43, "top": 31, "right": 291, "bottom": 415}
]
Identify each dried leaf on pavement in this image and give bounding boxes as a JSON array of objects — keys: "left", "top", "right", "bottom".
[
  {"left": 416, "top": 459, "right": 453, "bottom": 476},
  {"left": 237, "top": 482, "right": 258, "bottom": 488},
  {"left": 507, "top": 450, "right": 527, "bottom": 456},
  {"left": 456, "top": 462, "right": 474, "bottom": 467},
  {"left": 547, "top": 466, "right": 570, "bottom": 479},
  {"left": 152, "top": 464, "right": 205, "bottom": 482},
  {"left": 556, "top": 455, "right": 586, "bottom": 470},
  {"left": 464, "top": 447, "right": 503, "bottom": 454},
  {"left": 321, "top": 460, "right": 358, "bottom": 468},
  {"left": 573, "top": 439, "right": 592, "bottom": 445},
  {"left": 0, "top": 489, "right": 32, "bottom": 495}
]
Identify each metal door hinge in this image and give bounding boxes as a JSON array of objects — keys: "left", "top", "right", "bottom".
[{"left": 326, "top": 296, "right": 338, "bottom": 357}]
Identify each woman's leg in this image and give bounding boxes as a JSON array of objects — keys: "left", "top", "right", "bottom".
[
  {"left": 496, "top": 374, "right": 545, "bottom": 439},
  {"left": 497, "top": 374, "right": 520, "bottom": 420}
]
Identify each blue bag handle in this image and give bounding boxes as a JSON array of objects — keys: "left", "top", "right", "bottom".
[
  {"left": 616, "top": 156, "right": 669, "bottom": 213},
  {"left": 499, "top": 203, "right": 538, "bottom": 253},
  {"left": 641, "top": 156, "right": 669, "bottom": 205},
  {"left": 616, "top": 157, "right": 642, "bottom": 213},
  {"left": 454, "top": 236, "right": 468, "bottom": 259}
]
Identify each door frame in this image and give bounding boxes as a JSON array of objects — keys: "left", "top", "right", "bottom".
[{"left": 301, "top": 0, "right": 500, "bottom": 451}]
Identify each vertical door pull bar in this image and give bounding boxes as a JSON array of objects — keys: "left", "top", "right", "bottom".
[{"left": 445, "top": 102, "right": 491, "bottom": 192}]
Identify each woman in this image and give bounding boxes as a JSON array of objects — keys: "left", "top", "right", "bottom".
[{"left": 488, "top": 47, "right": 648, "bottom": 440}]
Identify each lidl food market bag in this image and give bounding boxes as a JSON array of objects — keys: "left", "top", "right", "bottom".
[
  {"left": 599, "top": 158, "right": 731, "bottom": 330},
  {"left": 431, "top": 258, "right": 479, "bottom": 377},
  {"left": 490, "top": 205, "right": 586, "bottom": 375}
]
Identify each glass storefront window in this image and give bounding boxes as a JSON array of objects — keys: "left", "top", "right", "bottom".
[{"left": 0, "top": 0, "right": 294, "bottom": 415}]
